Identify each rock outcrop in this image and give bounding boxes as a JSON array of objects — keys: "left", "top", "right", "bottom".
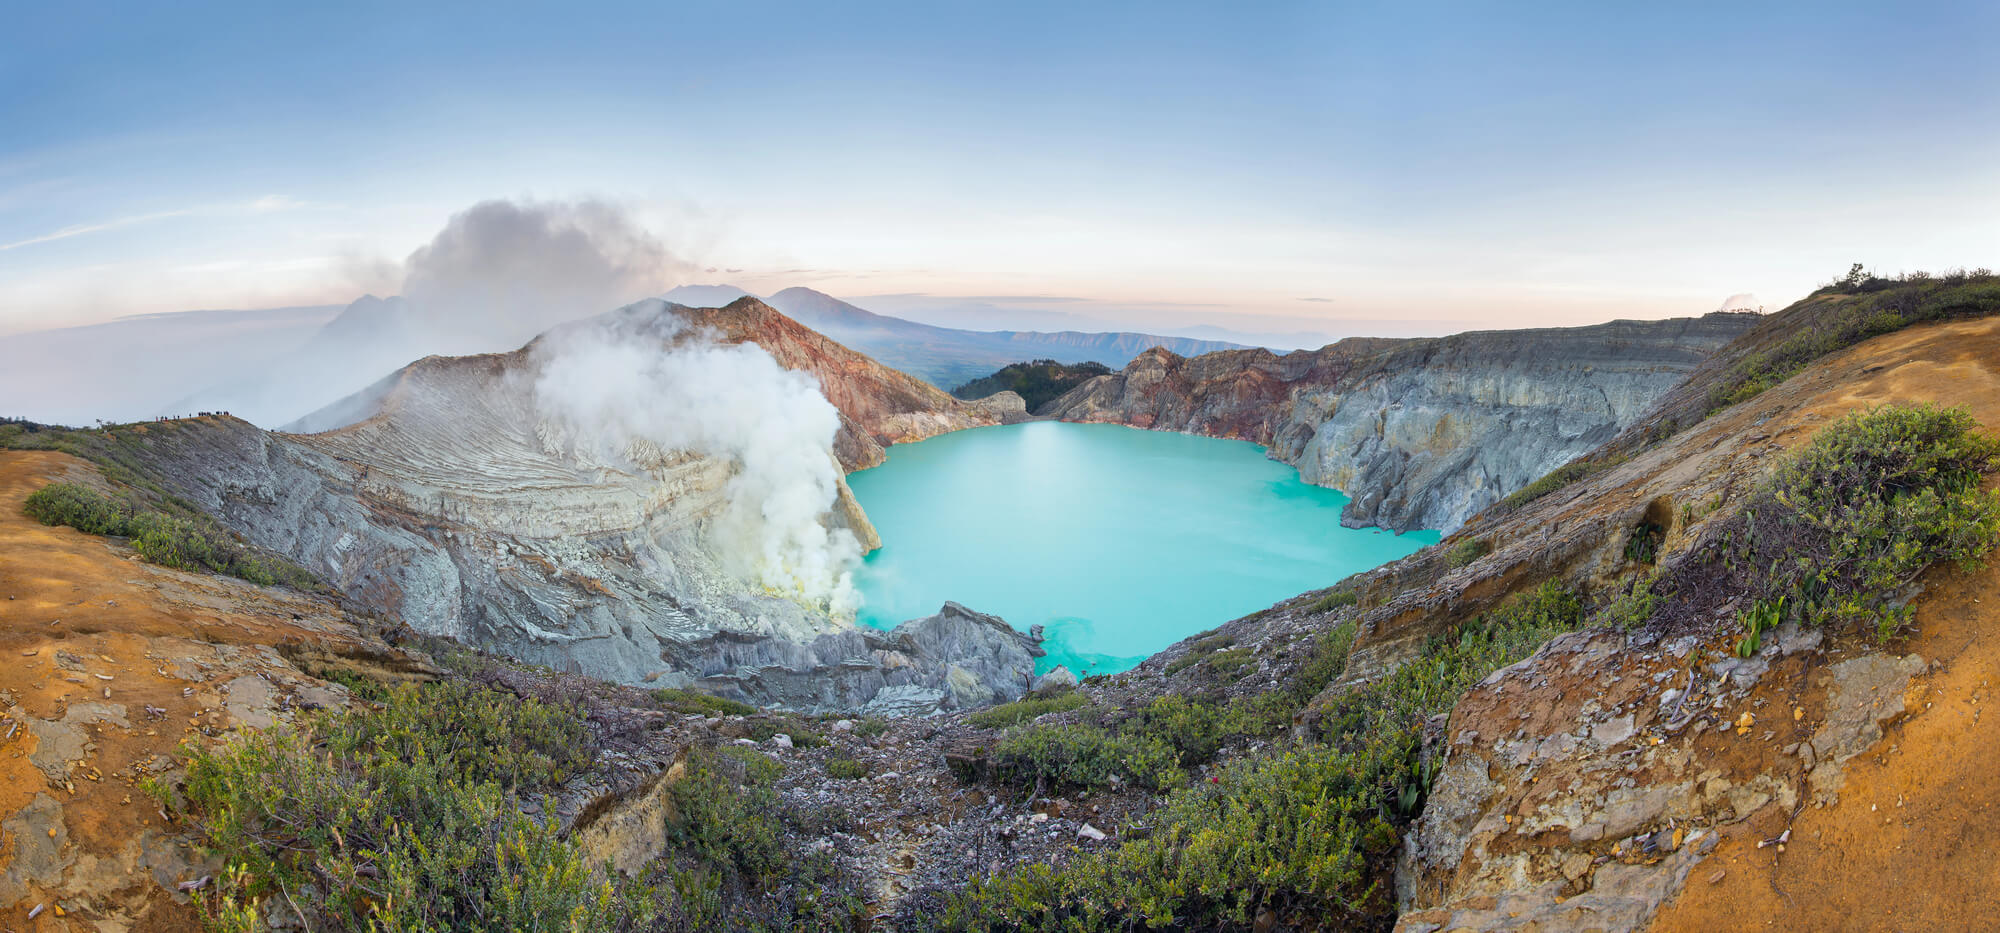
[
  {"left": 684, "top": 602, "right": 1045, "bottom": 714},
  {"left": 1043, "top": 312, "right": 1759, "bottom": 532},
  {"left": 1113, "top": 310, "right": 2000, "bottom": 931},
  {"left": 106, "top": 299, "right": 1037, "bottom": 710}
]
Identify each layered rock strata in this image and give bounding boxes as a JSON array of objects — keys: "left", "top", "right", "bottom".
[{"left": 1042, "top": 312, "right": 1760, "bottom": 532}]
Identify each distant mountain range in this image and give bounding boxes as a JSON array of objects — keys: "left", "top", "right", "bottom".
[
  {"left": 0, "top": 304, "right": 342, "bottom": 426},
  {"left": 1, "top": 284, "right": 1254, "bottom": 428},
  {"left": 664, "top": 284, "right": 1248, "bottom": 390}
]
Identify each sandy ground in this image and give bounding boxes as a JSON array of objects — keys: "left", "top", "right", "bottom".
[
  {"left": 0, "top": 450, "right": 374, "bottom": 932},
  {"left": 1650, "top": 319, "right": 2000, "bottom": 931}
]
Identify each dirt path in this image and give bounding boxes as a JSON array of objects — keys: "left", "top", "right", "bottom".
[
  {"left": 0, "top": 451, "right": 376, "bottom": 931},
  {"left": 1651, "top": 319, "right": 2000, "bottom": 931}
]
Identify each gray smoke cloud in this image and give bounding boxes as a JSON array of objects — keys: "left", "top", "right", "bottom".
[
  {"left": 401, "top": 199, "right": 698, "bottom": 352},
  {"left": 529, "top": 306, "right": 863, "bottom": 614},
  {"left": 1716, "top": 292, "right": 1763, "bottom": 312},
  {"left": 170, "top": 198, "right": 706, "bottom": 428}
]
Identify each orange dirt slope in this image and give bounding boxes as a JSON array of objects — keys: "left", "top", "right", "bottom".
[
  {"left": 0, "top": 450, "right": 390, "bottom": 932},
  {"left": 1651, "top": 317, "right": 2000, "bottom": 931}
]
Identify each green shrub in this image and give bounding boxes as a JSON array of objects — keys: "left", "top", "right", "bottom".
[
  {"left": 1503, "top": 458, "right": 1618, "bottom": 509},
  {"left": 1288, "top": 622, "right": 1357, "bottom": 705},
  {"left": 1308, "top": 588, "right": 1360, "bottom": 613},
  {"left": 1735, "top": 597, "right": 1784, "bottom": 657},
  {"left": 1595, "top": 572, "right": 1662, "bottom": 630},
  {"left": 967, "top": 690, "right": 1087, "bottom": 729},
  {"left": 23, "top": 481, "right": 134, "bottom": 533},
  {"left": 1189, "top": 634, "right": 1235, "bottom": 653},
  {"left": 666, "top": 747, "right": 788, "bottom": 880},
  {"left": 931, "top": 585, "right": 1584, "bottom": 931},
  {"left": 24, "top": 481, "right": 322, "bottom": 591},
  {"left": 1706, "top": 272, "right": 2000, "bottom": 416},
  {"left": 1163, "top": 635, "right": 1256, "bottom": 679},
  {"left": 1624, "top": 521, "right": 1664, "bottom": 564},
  {"left": 162, "top": 677, "right": 867, "bottom": 932},
  {"left": 1446, "top": 536, "right": 1490, "bottom": 568},
  {"left": 161, "top": 680, "right": 614, "bottom": 931},
  {"left": 825, "top": 757, "right": 868, "bottom": 780},
  {"left": 742, "top": 717, "right": 827, "bottom": 747},
  {"left": 1713, "top": 404, "right": 2000, "bottom": 638},
  {"left": 853, "top": 718, "right": 890, "bottom": 739},
  {"left": 651, "top": 687, "right": 757, "bottom": 717},
  {"left": 1205, "top": 647, "right": 1253, "bottom": 678},
  {"left": 989, "top": 723, "right": 1185, "bottom": 792}
]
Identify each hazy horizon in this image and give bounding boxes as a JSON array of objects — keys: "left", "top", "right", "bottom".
[{"left": 5, "top": 1, "right": 1995, "bottom": 340}]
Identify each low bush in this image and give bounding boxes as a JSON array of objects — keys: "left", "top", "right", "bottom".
[
  {"left": 1706, "top": 271, "right": 2000, "bottom": 416},
  {"left": 1710, "top": 403, "right": 2000, "bottom": 638},
  {"left": 1205, "top": 647, "right": 1254, "bottom": 678},
  {"left": 989, "top": 723, "right": 1184, "bottom": 792},
  {"left": 24, "top": 481, "right": 322, "bottom": 591},
  {"left": 1308, "top": 588, "right": 1360, "bottom": 613},
  {"left": 1594, "top": 571, "right": 1662, "bottom": 630},
  {"left": 980, "top": 623, "right": 1359, "bottom": 799},
  {"left": 651, "top": 687, "right": 757, "bottom": 718},
  {"left": 853, "top": 718, "right": 890, "bottom": 739},
  {"left": 966, "top": 689, "right": 1086, "bottom": 730},
  {"left": 1445, "top": 536, "right": 1490, "bottom": 568},
  {"left": 1624, "top": 521, "right": 1664, "bottom": 564},
  {"left": 1503, "top": 458, "right": 1619, "bottom": 510},
  {"left": 930, "top": 584, "right": 1584, "bottom": 931},
  {"left": 160, "top": 677, "right": 866, "bottom": 932},
  {"left": 742, "top": 717, "right": 827, "bottom": 747},
  {"left": 825, "top": 757, "right": 868, "bottom": 780},
  {"left": 159, "top": 680, "right": 612, "bottom": 931}
]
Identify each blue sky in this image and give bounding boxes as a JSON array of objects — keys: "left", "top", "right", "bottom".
[{"left": 3, "top": 0, "right": 1996, "bottom": 335}]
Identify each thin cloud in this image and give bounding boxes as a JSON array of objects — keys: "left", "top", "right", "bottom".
[
  {"left": 0, "top": 195, "right": 307, "bottom": 252},
  {"left": 0, "top": 208, "right": 195, "bottom": 252},
  {"left": 1297, "top": 297, "right": 1336, "bottom": 303}
]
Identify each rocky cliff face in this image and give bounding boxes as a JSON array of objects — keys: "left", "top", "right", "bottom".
[
  {"left": 111, "top": 299, "right": 1040, "bottom": 712},
  {"left": 1109, "top": 310, "right": 2000, "bottom": 931},
  {"left": 1042, "top": 312, "right": 1760, "bottom": 532}
]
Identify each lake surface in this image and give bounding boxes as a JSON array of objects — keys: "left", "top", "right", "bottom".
[{"left": 848, "top": 421, "right": 1438, "bottom": 675}]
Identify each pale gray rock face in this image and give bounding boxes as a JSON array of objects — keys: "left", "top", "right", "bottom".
[
  {"left": 685, "top": 603, "right": 1044, "bottom": 714},
  {"left": 1045, "top": 312, "right": 1761, "bottom": 532},
  {"left": 115, "top": 302, "right": 1037, "bottom": 712},
  {"left": 126, "top": 418, "right": 1039, "bottom": 712}
]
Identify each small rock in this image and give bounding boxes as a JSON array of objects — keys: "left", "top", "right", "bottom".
[
  {"left": 1077, "top": 822, "right": 1107, "bottom": 842},
  {"left": 832, "top": 719, "right": 855, "bottom": 733},
  {"left": 769, "top": 733, "right": 794, "bottom": 749},
  {"left": 1032, "top": 666, "right": 1079, "bottom": 692},
  {"left": 1708, "top": 870, "right": 1726, "bottom": 885},
  {"left": 1030, "top": 812, "right": 1049, "bottom": 824}
]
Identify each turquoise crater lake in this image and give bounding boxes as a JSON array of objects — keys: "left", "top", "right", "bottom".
[{"left": 847, "top": 421, "right": 1439, "bottom": 676}]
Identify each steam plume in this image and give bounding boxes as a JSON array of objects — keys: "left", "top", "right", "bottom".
[
  {"left": 530, "top": 307, "right": 862, "bottom": 614},
  {"left": 402, "top": 199, "right": 696, "bottom": 352}
]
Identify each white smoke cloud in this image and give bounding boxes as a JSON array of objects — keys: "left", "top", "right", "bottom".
[
  {"left": 401, "top": 198, "right": 698, "bottom": 352},
  {"left": 530, "top": 307, "right": 862, "bottom": 614},
  {"left": 171, "top": 197, "right": 709, "bottom": 428},
  {"left": 1717, "top": 292, "right": 1763, "bottom": 312}
]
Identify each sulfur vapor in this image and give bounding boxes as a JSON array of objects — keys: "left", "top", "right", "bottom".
[{"left": 530, "top": 307, "right": 862, "bottom": 615}]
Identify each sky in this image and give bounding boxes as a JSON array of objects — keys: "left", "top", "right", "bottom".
[{"left": 2, "top": 0, "right": 1997, "bottom": 338}]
